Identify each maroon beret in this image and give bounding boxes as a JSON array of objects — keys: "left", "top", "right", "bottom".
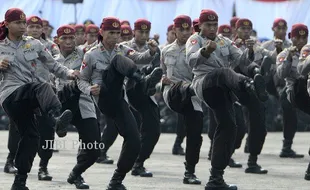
[
  {"left": 167, "top": 24, "right": 174, "bottom": 32},
  {"left": 121, "top": 25, "right": 133, "bottom": 36},
  {"left": 199, "top": 9, "right": 218, "bottom": 23},
  {"left": 236, "top": 18, "right": 253, "bottom": 29},
  {"left": 273, "top": 18, "right": 287, "bottom": 28},
  {"left": 57, "top": 25, "right": 76, "bottom": 37},
  {"left": 218, "top": 24, "right": 232, "bottom": 34},
  {"left": 100, "top": 17, "right": 121, "bottom": 31},
  {"left": 289, "top": 23, "right": 308, "bottom": 39},
  {"left": 42, "top": 19, "right": 49, "bottom": 26},
  {"left": 5, "top": 8, "right": 26, "bottom": 23},
  {"left": 74, "top": 24, "right": 85, "bottom": 32},
  {"left": 85, "top": 24, "right": 99, "bottom": 34},
  {"left": 121, "top": 20, "right": 130, "bottom": 26},
  {"left": 134, "top": 19, "right": 151, "bottom": 31},
  {"left": 173, "top": 15, "right": 192, "bottom": 29},
  {"left": 230, "top": 17, "right": 239, "bottom": 27},
  {"left": 27, "top": 16, "right": 42, "bottom": 26}
]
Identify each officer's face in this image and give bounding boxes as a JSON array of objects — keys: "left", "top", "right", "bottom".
[
  {"left": 200, "top": 21, "right": 218, "bottom": 40},
  {"left": 6, "top": 20, "right": 26, "bottom": 37},
  {"left": 27, "top": 24, "right": 43, "bottom": 39},
  {"left": 101, "top": 30, "right": 121, "bottom": 46},
  {"left": 231, "top": 26, "right": 237, "bottom": 37},
  {"left": 86, "top": 33, "right": 98, "bottom": 45},
  {"left": 58, "top": 35, "right": 76, "bottom": 52},
  {"left": 42, "top": 23, "right": 49, "bottom": 35},
  {"left": 237, "top": 26, "right": 252, "bottom": 40},
  {"left": 134, "top": 30, "right": 150, "bottom": 44},
  {"left": 273, "top": 26, "right": 287, "bottom": 40},
  {"left": 167, "top": 30, "right": 176, "bottom": 44},
  {"left": 291, "top": 35, "right": 308, "bottom": 51},
  {"left": 120, "top": 35, "right": 133, "bottom": 43},
  {"left": 175, "top": 27, "right": 192, "bottom": 44},
  {"left": 75, "top": 31, "right": 85, "bottom": 45},
  {"left": 219, "top": 32, "right": 232, "bottom": 40}
]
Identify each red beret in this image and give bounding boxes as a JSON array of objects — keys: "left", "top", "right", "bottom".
[
  {"left": 199, "top": 9, "right": 218, "bottom": 23},
  {"left": 273, "top": 18, "right": 287, "bottom": 28},
  {"left": 193, "top": 18, "right": 199, "bottom": 27},
  {"left": 42, "top": 19, "right": 49, "bottom": 26},
  {"left": 173, "top": 15, "right": 191, "bottom": 29},
  {"left": 121, "top": 25, "right": 133, "bottom": 36},
  {"left": 27, "top": 16, "right": 42, "bottom": 26},
  {"left": 218, "top": 24, "right": 232, "bottom": 34},
  {"left": 5, "top": 8, "right": 26, "bottom": 23},
  {"left": 167, "top": 24, "right": 174, "bottom": 32},
  {"left": 134, "top": 19, "right": 151, "bottom": 31},
  {"left": 289, "top": 23, "right": 308, "bottom": 39},
  {"left": 236, "top": 18, "right": 252, "bottom": 29},
  {"left": 85, "top": 24, "right": 99, "bottom": 34},
  {"left": 121, "top": 20, "right": 130, "bottom": 26},
  {"left": 57, "top": 25, "right": 76, "bottom": 37},
  {"left": 230, "top": 17, "right": 239, "bottom": 27},
  {"left": 74, "top": 24, "right": 85, "bottom": 32},
  {"left": 100, "top": 17, "right": 121, "bottom": 31}
]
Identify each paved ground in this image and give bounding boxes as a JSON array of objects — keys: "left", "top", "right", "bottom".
[{"left": 1, "top": 131, "right": 310, "bottom": 190}]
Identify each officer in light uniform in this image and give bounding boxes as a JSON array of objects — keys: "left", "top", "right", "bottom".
[
  {"left": 119, "top": 24, "right": 133, "bottom": 43},
  {"left": 159, "top": 24, "right": 176, "bottom": 49},
  {"left": 78, "top": 16, "right": 162, "bottom": 190},
  {"left": 120, "top": 18, "right": 161, "bottom": 178},
  {"left": 51, "top": 25, "right": 100, "bottom": 189},
  {"left": 230, "top": 16, "right": 239, "bottom": 39},
  {"left": 0, "top": 8, "right": 78, "bottom": 190},
  {"left": 74, "top": 24, "right": 86, "bottom": 46},
  {"left": 161, "top": 15, "right": 203, "bottom": 185},
  {"left": 277, "top": 24, "right": 309, "bottom": 162},
  {"left": 79, "top": 24, "right": 99, "bottom": 53},
  {"left": 207, "top": 23, "right": 246, "bottom": 168},
  {"left": 186, "top": 9, "right": 269, "bottom": 190}
]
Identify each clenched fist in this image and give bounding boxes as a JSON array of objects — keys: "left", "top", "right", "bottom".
[
  {"left": 90, "top": 84, "right": 100, "bottom": 96},
  {"left": 0, "top": 59, "right": 10, "bottom": 70},
  {"left": 201, "top": 40, "right": 217, "bottom": 58},
  {"left": 147, "top": 39, "right": 159, "bottom": 55}
]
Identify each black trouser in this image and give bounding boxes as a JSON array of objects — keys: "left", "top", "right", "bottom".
[
  {"left": 59, "top": 82, "right": 101, "bottom": 176},
  {"left": 37, "top": 115, "right": 55, "bottom": 168},
  {"left": 202, "top": 68, "right": 266, "bottom": 170},
  {"left": 101, "top": 116, "right": 118, "bottom": 152},
  {"left": 126, "top": 81, "right": 161, "bottom": 164},
  {"left": 98, "top": 55, "right": 141, "bottom": 175},
  {"left": 174, "top": 113, "right": 186, "bottom": 145},
  {"left": 167, "top": 82, "right": 203, "bottom": 168},
  {"left": 2, "top": 82, "right": 61, "bottom": 175},
  {"left": 208, "top": 102, "right": 246, "bottom": 150},
  {"left": 6, "top": 119, "right": 19, "bottom": 163}
]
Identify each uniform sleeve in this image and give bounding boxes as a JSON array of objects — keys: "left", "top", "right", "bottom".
[
  {"left": 50, "top": 43, "right": 60, "bottom": 58},
  {"left": 37, "top": 41, "right": 72, "bottom": 79},
  {"left": 276, "top": 50, "right": 291, "bottom": 79},
  {"left": 228, "top": 40, "right": 258, "bottom": 76},
  {"left": 121, "top": 44, "right": 155, "bottom": 65},
  {"left": 185, "top": 36, "right": 208, "bottom": 69},
  {"left": 256, "top": 45, "right": 278, "bottom": 63},
  {"left": 160, "top": 47, "right": 167, "bottom": 75},
  {"left": 77, "top": 52, "right": 93, "bottom": 95},
  {"left": 297, "top": 45, "right": 310, "bottom": 76}
]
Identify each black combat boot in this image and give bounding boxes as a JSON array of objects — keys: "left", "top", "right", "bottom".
[
  {"left": 38, "top": 167, "right": 53, "bottom": 181},
  {"left": 228, "top": 158, "right": 242, "bottom": 168},
  {"left": 279, "top": 140, "right": 304, "bottom": 158},
  {"left": 10, "top": 174, "right": 29, "bottom": 190},
  {"left": 106, "top": 170, "right": 127, "bottom": 190},
  {"left": 49, "top": 109, "right": 73, "bottom": 138},
  {"left": 67, "top": 171, "right": 89, "bottom": 189},
  {"left": 172, "top": 136, "right": 185, "bottom": 156},
  {"left": 96, "top": 148, "right": 114, "bottom": 164},
  {"left": 183, "top": 162, "right": 201, "bottom": 185},
  {"left": 245, "top": 155, "right": 268, "bottom": 174},
  {"left": 304, "top": 162, "right": 310, "bottom": 180},
  {"left": 4, "top": 158, "right": 17, "bottom": 174},
  {"left": 131, "top": 67, "right": 163, "bottom": 96},
  {"left": 131, "top": 162, "right": 153, "bottom": 177},
  {"left": 205, "top": 168, "right": 237, "bottom": 190},
  {"left": 244, "top": 74, "right": 268, "bottom": 102}
]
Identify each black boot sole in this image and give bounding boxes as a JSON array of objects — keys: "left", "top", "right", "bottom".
[
  {"left": 245, "top": 167, "right": 268, "bottom": 174},
  {"left": 38, "top": 175, "right": 53, "bottom": 181},
  {"left": 205, "top": 185, "right": 238, "bottom": 190},
  {"left": 279, "top": 152, "right": 304, "bottom": 158},
  {"left": 304, "top": 173, "right": 310, "bottom": 180},
  {"left": 145, "top": 68, "right": 163, "bottom": 95},
  {"left": 4, "top": 167, "right": 18, "bottom": 174},
  {"left": 183, "top": 178, "right": 201, "bottom": 185},
  {"left": 56, "top": 110, "right": 72, "bottom": 137}
]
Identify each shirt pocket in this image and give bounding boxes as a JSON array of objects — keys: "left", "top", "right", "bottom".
[
  {"left": 220, "top": 47, "right": 229, "bottom": 57},
  {"left": 165, "top": 55, "right": 177, "bottom": 78},
  {"left": 24, "top": 51, "right": 39, "bottom": 61}
]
